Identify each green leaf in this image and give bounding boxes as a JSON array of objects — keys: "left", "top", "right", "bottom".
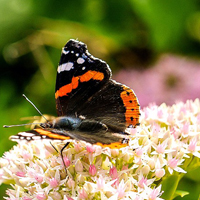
[
  {"left": 129, "top": 0, "right": 197, "bottom": 52},
  {"left": 173, "top": 190, "right": 189, "bottom": 198},
  {"left": 161, "top": 175, "right": 180, "bottom": 200},
  {"left": 186, "top": 166, "right": 200, "bottom": 182}
]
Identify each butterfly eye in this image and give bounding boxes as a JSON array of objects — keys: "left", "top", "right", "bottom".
[
  {"left": 40, "top": 123, "right": 46, "bottom": 128},
  {"left": 40, "top": 123, "right": 52, "bottom": 128}
]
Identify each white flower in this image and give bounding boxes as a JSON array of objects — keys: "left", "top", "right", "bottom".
[{"left": 1, "top": 99, "right": 200, "bottom": 199}]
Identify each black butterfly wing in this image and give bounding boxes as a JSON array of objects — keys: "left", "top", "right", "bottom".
[
  {"left": 78, "top": 80, "right": 140, "bottom": 132},
  {"left": 55, "top": 39, "right": 111, "bottom": 116},
  {"left": 10, "top": 127, "right": 129, "bottom": 149},
  {"left": 55, "top": 39, "right": 140, "bottom": 133}
]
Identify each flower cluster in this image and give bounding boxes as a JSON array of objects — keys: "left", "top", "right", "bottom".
[{"left": 1, "top": 99, "right": 200, "bottom": 199}]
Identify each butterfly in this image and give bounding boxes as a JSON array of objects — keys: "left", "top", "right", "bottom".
[{"left": 9, "top": 39, "right": 140, "bottom": 150}]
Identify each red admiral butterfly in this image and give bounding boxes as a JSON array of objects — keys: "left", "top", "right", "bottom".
[{"left": 9, "top": 39, "right": 140, "bottom": 149}]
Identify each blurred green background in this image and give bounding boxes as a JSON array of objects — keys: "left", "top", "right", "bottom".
[{"left": 1, "top": 0, "right": 200, "bottom": 199}]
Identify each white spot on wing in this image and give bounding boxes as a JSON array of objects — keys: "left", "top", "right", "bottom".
[
  {"left": 82, "top": 66, "right": 86, "bottom": 70},
  {"left": 10, "top": 135, "right": 20, "bottom": 139},
  {"left": 32, "top": 136, "right": 42, "bottom": 140},
  {"left": 19, "top": 132, "right": 35, "bottom": 137},
  {"left": 57, "top": 62, "right": 74, "bottom": 73},
  {"left": 77, "top": 57, "right": 85, "bottom": 64}
]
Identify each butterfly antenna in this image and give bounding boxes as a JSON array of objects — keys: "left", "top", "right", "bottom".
[
  {"left": 22, "top": 94, "right": 48, "bottom": 122},
  {"left": 3, "top": 122, "right": 43, "bottom": 128}
]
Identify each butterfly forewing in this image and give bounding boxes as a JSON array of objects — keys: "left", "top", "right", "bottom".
[{"left": 55, "top": 39, "right": 140, "bottom": 131}]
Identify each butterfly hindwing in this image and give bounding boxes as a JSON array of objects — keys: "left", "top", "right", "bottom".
[{"left": 10, "top": 123, "right": 129, "bottom": 149}]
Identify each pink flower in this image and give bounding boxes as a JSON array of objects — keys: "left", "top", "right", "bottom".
[
  {"left": 167, "top": 156, "right": 186, "bottom": 174},
  {"left": 168, "top": 158, "right": 178, "bottom": 169},
  {"left": 89, "top": 164, "right": 97, "bottom": 176},
  {"left": 36, "top": 193, "right": 46, "bottom": 200},
  {"left": 44, "top": 143, "right": 57, "bottom": 154},
  {"left": 65, "top": 197, "right": 74, "bottom": 200},
  {"left": 78, "top": 188, "right": 88, "bottom": 199},
  {"left": 16, "top": 171, "right": 26, "bottom": 177},
  {"left": 121, "top": 165, "right": 128, "bottom": 170},
  {"left": 63, "top": 156, "right": 71, "bottom": 167},
  {"left": 22, "top": 197, "right": 32, "bottom": 200},
  {"left": 74, "top": 143, "right": 82, "bottom": 152},
  {"left": 97, "top": 176, "right": 105, "bottom": 190},
  {"left": 188, "top": 139, "right": 197, "bottom": 152},
  {"left": 197, "top": 113, "right": 200, "bottom": 123},
  {"left": 34, "top": 174, "right": 43, "bottom": 183},
  {"left": 111, "top": 149, "right": 119, "bottom": 157},
  {"left": 135, "top": 148, "right": 143, "bottom": 157},
  {"left": 181, "top": 122, "right": 190, "bottom": 137},
  {"left": 112, "top": 179, "right": 119, "bottom": 188},
  {"left": 116, "top": 180, "right": 126, "bottom": 199},
  {"left": 156, "top": 144, "right": 165, "bottom": 154},
  {"left": 149, "top": 186, "right": 162, "bottom": 200},
  {"left": 188, "top": 139, "right": 200, "bottom": 158},
  {"left": 170, "top": 127, "right": 179, "bottom": 139},
  {"left": 138, "top": 177, "right": 147, "bottom": 188},
  {"left": 49, "top": 177, "right": 59, "bottom": 188},
  {"left": 130, "top": 128, "right": 137, "bottom": 136},
  {"left": 22, "top": 150, "right": 32, "bottom": 160},
  {"left": 50, "top": 192, "right": 62, "bottom": 200},
  {"left": 109, "top": 166, "right": 118, "bottom": 180},
  {"left": 67, "top": 178, "right": 75, "bottom": 188},
  {"left": 157, "top": 109, "right": 163, "bottom": 118},
  {"left": 86, "top": 144, "right": 95, "bottom": 153}
]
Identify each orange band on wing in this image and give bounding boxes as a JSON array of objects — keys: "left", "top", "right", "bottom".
[
  {"left": 55, "top": 70, "right": 104, "bottom": 99},
  {"left": 55, "top": 84, "right": 72, "bottom": 99},
  {"left": 93, "top": 71, "right": 105, "bottom": 81},
  {"left": 79, "top": 71, "right": 96, "bottom": 82},
  {"left": 34, "top": 129, "right": 71, "bottom": 140},
  {"left": 120, "top": 85, "right": 140, "bottom": 127},
  {"left": 72, "top": 76, "right": 79, "bottom": 89}
]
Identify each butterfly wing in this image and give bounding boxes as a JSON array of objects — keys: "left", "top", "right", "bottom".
[
  {"left": 78, "top": 80, "right": 140, "bottom": 131},
  {"left": 10, "top": 127, "right": 129, "bottom": 149},
  {"left": 55, "top": 39, "right": 140, "bottom": 132},
  {"left": 55, "top": 39, "right": 111, "bottom": 116}
]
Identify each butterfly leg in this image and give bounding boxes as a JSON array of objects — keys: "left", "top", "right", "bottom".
[
  {"left": 60, "top": 142, "right": 70, "bottom": 173},
  {"left": 50, "top": 141, "right": 58, "bottom": 153}
]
